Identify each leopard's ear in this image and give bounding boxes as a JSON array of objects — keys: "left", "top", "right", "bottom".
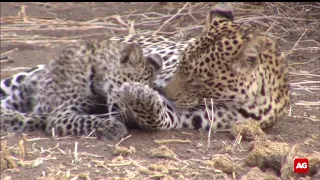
[
  {"left": 120, "top": 43, "right": 143, "bottom": 64},
  {"left": 146, "top": 54, "right": 163, "bottom": 74},
  {"left": 204, "top": 2, "right": 234, "bottom": 32},
  {"left": 232, "top": 34, "right": 265, "bottom": 74}
]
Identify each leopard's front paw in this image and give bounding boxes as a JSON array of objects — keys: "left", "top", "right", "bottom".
[
  {"left": 119, "top": 82, "right": 168, "bottom": 129},
  {"left": 96, "top": 119, "right": 128, "bottom": 140},
  {"left": 120, "top": 82, "right": 160, "bottom": 109}
]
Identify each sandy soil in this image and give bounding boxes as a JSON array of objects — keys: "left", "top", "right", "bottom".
[{"left": 1, "top": 2, "right": 319, "bottom": 180}]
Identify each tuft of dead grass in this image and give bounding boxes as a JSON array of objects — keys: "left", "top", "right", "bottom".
[
  {"left": 231, "top": 120, "right": 267, "bottom": 142},
  {"left": 149, "top": 145, "right": 176, "bottom": 159},
  {"left": 281, "top": 151, "right": 320, "bottom": 179},
  {"left": 240, "top": 167, "right": 278, "bottom": 180},
  {"left": 113, "top": 146, "right": 136, "bottom": 156},
  {"left": 245, "top": 140, "right": 293, "bottom": 174},
  {"left": 0, "top": 141, "right": 17, "bottom": 172},
  {"left": 147, "top": 161, "right": 180, "bottom": 176},
  {"left": 204, "top": 154, "right": 242, "bottom": 174}
]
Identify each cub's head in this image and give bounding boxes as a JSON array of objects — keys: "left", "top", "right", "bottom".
[{"left": 98, "top": 41, "right": 162, "bottom": 100}]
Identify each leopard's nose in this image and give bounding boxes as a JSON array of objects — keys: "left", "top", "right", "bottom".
[
  {"left": 154, "top": 86, "right": 165, "bottom": 96},
  {"left": 154, "top": 86, "right": 174, "bottom": 101}
]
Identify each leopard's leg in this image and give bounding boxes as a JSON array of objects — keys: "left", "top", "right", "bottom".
[
  {"left": 45, "top": 97, "right": 127, "bottom": 140},
  {"left": 119, "top": 82, "right": 180, "bottom": 130},
  {"left": 0, "top": 108, "right": 46, "bottom": 132},
  {"left": 1, "top": 70, "right": 48, "bottom": 133},
  {"left": 0, "top": 65, "right": 45, "bottom": 99},
  {"left": 1, "top": 68, "right": 44, "bottom": 113},
  {"left": 1, "top": 82, "right": 32, "bottom": 112}
]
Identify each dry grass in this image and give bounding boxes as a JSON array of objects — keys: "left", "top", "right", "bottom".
[
  {"left": 1, "top": 3, "right": 319, "bottom": 42},
  {"left": 204, "top": 154, "right": 242, "bottom": 174},
  {"left": 230, "top": 120, "right": 267, "bottom": 142},
  {"left": 1, "top": 2, "right": 320, "bottom": 179},
  {"left": 281, "top": 151, "right": 320, "bottom": 179},
  {"left": 149, "top": 145, "right": 177, "bottom": 159},
  {"left": 245, "top": 141, "right": 292, "bottom": 171},
  {"left": 240, "top": 167, "right": 278, "bottom": 180}
]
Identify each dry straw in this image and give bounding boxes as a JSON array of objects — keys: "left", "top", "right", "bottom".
[{"left": 1, "top": 2, "right": 319, "bottom": 179}]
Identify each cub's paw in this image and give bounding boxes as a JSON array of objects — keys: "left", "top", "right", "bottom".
[
  {"left": 120, "top": 82, "right": 161, "bottom": 110},
  {"left": 96, "top": 119, "right": 128, "bottom": 140},
  {"left": 119, "top": 82, "right": 168, "bottom": 129}
]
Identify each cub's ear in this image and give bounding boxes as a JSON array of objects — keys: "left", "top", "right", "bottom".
[
  {"left": 120, "top": 43, "right": 143, "bottom": 64},
  {"left": 146, "top": 54, "right": 163, "bottom": 74},
  {"left": 232, "top": 35, "right": 265, "bottom": 74}
]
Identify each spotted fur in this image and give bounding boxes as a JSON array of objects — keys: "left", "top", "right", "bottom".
[
  {"left": 1, "top": 3, "right": 290, "bottom": 138},
  {"left": 1, "top": 40, "right": 162, "bottom": 140},
  {"left": 116, "top": 3, "right": 290, "bottom": 131}
]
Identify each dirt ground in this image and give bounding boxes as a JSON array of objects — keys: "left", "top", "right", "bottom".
[{"left": 1, "top": 2, "right": 319, "bottom": 180}]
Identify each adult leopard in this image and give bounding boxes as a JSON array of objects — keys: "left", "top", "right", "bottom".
[{"left": 117, "top": 2, "right": 290, "bottom": 131}]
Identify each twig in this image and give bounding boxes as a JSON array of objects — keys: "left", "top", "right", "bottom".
[
  {"left": 291, "top": 81, "right": 320, "bottom": 85},
  {"left": 73, "top": 142, "right": 79, "bottom": 162},
  {"left": 17, "top": 5, "right": 29, "bottom": 23},
  {"left": 153, "top": 2, "right": 190, "bottom": 35},
  {"left": 291, "top": 115, "right": 320, "bottom": 122},
  {"left": 25, "top": 137, "right": 74, "bottom": 142},
  {"left": 290, "top": 28, "right": 308, "bottom": 52},
  {"left": 51, "top": 127, "right": 55, "bottom": 138},
  {"left": 236, "top": 15, "right": 319, "bottom": 22},
  {"left": 115, "top": 135, "right": 132, "bottom": 147},
  {"left": 295, "top": 101, "right": 320, "bottom": 106},
  {"left": 265, "top": 18, "right": 278, "bottom": 34},
  {"left": 154, "top": 139, "right": 191, "bottom": 144},
  {"left": 289, "top": 72, "right": 320, "bottom": 77},
  {"left": 106, "top": 162, "right": 132, "bottom": 167},
  {"left": 1, "top": 48, "right": 18, "bottom": 56},
  {"left": 204, "top": 98, "right": 215, "bottom": 149},
  {"left": 86, "top": 130, "right": 96, "bottom": 138},
  {"left": 288, "top": 105, "right": 292, "bottom": 116},
  {"left": 289, "top": 57, "right": 318, "bottom": 65}
]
